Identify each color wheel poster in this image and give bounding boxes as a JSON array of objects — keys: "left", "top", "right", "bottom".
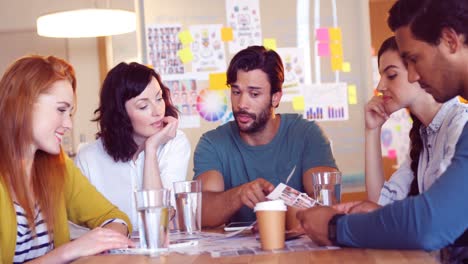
[
  {"left": 303, "top": 83, "right": 349, "bottom": 121},
  {"left": 196, "top": 88, "right": 229, "bottom": 122},
  {"left": 225, "top": 0, "right": 262, "bottom": 54},
  {"left": 190, "top": 24, "right": 227, "bottom": 73},
  {"left": 164, "top": 79, "right": 200, "bottom": 128},
  {"left": 277, "top": 47, "right": 305, "bottom": 102},
  {"left": 146, "top": 24, "right": 184, "bottom": 75}
]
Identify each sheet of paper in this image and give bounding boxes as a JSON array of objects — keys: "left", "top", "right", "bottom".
[
  {"left": 267, "top": 183, "right": 319, "bottom": 208},
  {"left": 146, "top": 24, "right": 184, "bottom": 75},
  {"left": 190, "top": 24, "right": 227, "bottom": 72},
  {"left": 225, "top": 0, "right": 262, "bottom": 54}
]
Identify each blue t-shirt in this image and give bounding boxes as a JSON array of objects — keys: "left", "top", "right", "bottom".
[
  {"left": 194, "top": 113, "right": 337, "bottom": 222},
  {"left": 337, "top": 123, "right": 468, "bottom": 251}
]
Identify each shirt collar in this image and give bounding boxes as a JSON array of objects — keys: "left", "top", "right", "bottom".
[{"left": 423, "top": 97, "right": 459, "bottom": 135}]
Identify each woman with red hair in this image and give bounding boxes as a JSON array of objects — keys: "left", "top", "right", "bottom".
[{"left": 0, "top": 55, "right": 133, "bottom": 263}]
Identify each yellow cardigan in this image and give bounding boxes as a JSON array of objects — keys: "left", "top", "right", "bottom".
[{"left": 0, "top": 156, "right": 132, "bottom": 263}]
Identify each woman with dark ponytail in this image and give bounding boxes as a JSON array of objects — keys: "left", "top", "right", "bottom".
[{"left": 365, "top": 36, "right": 468, "bottom": 205}]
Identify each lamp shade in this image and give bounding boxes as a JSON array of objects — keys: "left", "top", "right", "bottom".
[{"left": 37, "top": 9, "right": 136, "bottom": 38}]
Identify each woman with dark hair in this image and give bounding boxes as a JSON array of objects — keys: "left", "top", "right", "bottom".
[
  {"left": 0, "top": 55, "right": 133, "bottom": 263},
  {"left": 365, "top": 36, "right": 468, "bottom": 206},
  {"left": 75, "top": 62, "right": 190, "bottom": 229}
]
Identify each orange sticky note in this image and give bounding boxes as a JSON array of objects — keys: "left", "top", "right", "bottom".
[
  {"left": 292, "top": 96, "right": 305, "bottom": 111},
  {"left": 330, "top": 43, "right": 343, "bottom": 56},
  {"left": 209, "top": 72, "right": 228, "bottom": 90},
  {"left": 263, "top": 38, "right": 277, "bottom": 50},
  {"left": 221, "top": 27, "right": 234, "bottom": 41},
  {"left": 342, "top": 62, "right": 351, "bottom": 72},
  {"left": 177, "top": 48, "right": 194, "bottom": 63},
  {"left": 329, "top": 27, "right": 342, "bottom": 42},
  {"left": 331, "top": 56, "right": 343, "bottom": 71},
  {"left": 348, "top": 84, "right": 357, "bottom": 105},
  {"left": 178, "top": 30, "right": 194, "bottom": 45}
]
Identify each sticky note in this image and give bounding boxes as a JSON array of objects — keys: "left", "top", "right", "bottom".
[
  {"left": 221, "top": 27, "right": 234, "bottom": 41},
  {"left": 178, "top": 30, "right": 194, "bottom": 45},
  {"left": 318, "top": 43, "right": 330, "bottom": 56},
  {"left": 388, "top": 149, "right": 397, "bottom": 159},
  {"left": 330, "top": 43, "right": 343, "bottom": 56},
  {"left": 395, "top": 125, "right": 401, "bottom": 132},
  {"left": 177, "top": 48, "right": 194, "bottom": 63},
  {"left": 329, "top": 27, "right": 342, "bottom": 42},
  {"left": 263, "top": 38, "right": 277, "bottom": 51},
  {"left": 292, "top": 96, "right": 305, "bottom": 111},
  {"left": 331, "top": 56, "right": 343, "bottom": 71},
  {"left": 316, "top": 28, "right": 329, "bottom": 42},
  {"left": 209, "top": 72, "right": 228, "bottom": 90},
  {"left": 348, "top": 84, "right": 357, "bottom": 105},
  {"left": 342, "top": 62, "right": 351, "bottom": 72}
]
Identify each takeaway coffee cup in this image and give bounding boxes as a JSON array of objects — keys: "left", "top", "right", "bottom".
[{"left": 254, "top": 200, "right": 287, "bottom": 250}]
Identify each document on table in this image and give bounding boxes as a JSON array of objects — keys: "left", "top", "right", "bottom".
[{"left": 266, "top": 183, "right": 320, "bottom": 208}]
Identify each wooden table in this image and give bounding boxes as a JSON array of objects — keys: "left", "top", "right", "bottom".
[{"left": 73, "top": 248, "right": 439, "bottom": 264}]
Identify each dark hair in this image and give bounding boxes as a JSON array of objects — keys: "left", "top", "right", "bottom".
[
  {"left": 388, "top": 0, "right": 468, "bottom": 45},
  {"left": 226, "top": 45, "right": 284, "bottom": 104},
  {"left": 94, "top": 62, "right": 178, "bottom": 162},
  {"left": 377, "top": 36, "right": 423, "bottom": 196},
  {"left": 377, "top": 36, "right": 399, "bottom": 66},
  {"left": 408, "top": 113, "right": 423, "bottom": 196}
]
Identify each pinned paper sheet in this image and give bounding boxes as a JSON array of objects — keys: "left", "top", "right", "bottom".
[
  {"left": 331, "top": 56, "right": 343, "bottom": 71},
  {"left": 221, "top": 27, "right": 234, "bottom": 41},
  {"left": 178, "top": 30, "right": 194, "bottom": 45},
  {"left": 209, "top": 73, "right": 228, "bottom": 90},
  {"left": 292, "top": 96, "right": 305, "bottom": 111},
  {"left": 342, "top": 62, "right": 351, "bottom": 72},
  {"left": 318, "top": 43, "right": 330, "bottom": 56},
  {"left": 347, "top": 84, "right": 357, "bottom": 105},
  {"left": 177, "top": 48, "right": 194, "bottom": 63},
  {"left": 388, "top": 149, "right": 397, "bottom": 159},
  {"left": 263, "top": 38, "right": 277, "bottom": 51},
  {"left": 330, "top": 43, "right": 343, "bottom": 56},
  {"left": 329, "top": 27, "right": 342, "bottom": 41},
  {"left": 316, "top": 28, "right": 329, "bottom": 42}
]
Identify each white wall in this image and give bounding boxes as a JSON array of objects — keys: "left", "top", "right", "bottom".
[{"left": 0, "top": 0, "right": 137, "bottom": 152}]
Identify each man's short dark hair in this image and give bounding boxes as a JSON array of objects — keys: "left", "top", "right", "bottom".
[
  {"left": 226, "top": 46, "right": 284, "bottom": 96},
  {"left": 388, "top": 0, "right": 468, "bottom": 45}
]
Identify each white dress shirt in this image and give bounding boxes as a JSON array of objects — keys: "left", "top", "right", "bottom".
[
  {"left": 74, "top": 130, "right": 191, "bottom": 228},
  {"left": 379, "top": 98, "right": 468, "bottom": 205}
]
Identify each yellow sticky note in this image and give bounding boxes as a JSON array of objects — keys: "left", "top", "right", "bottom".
[
  {"left": 342, "top": 62, "right": 351, "bottom": 72},
  {"left": 330, "top": 43, "right": 343, "bottom": 56},
  {"left": 331, "top": 56, "right": 343, "bottom": 71},
  {"left": 263, "top": 38, "right": 277, "bottom": 51},
  {"left": 178, "top": 30, "right": 194, "bottom": 45},
  {"left": 395, "top": 125, "right": 401, "bottom": 132},
  {"left": 177, "top": 48, "right": 194, "bottom": 64},
  {"left": 221, "top": 27, "right": 234, "bottom": 41},
  {"left": 329, "top": 27, "right": 342, "bottom": 42},
  {"left": 209, "top": 72, "right": 228, "bottom": 90},
  {"left": 292, "top": 96, "right": 305, "bottom": 111},
  {"left": 348, "top": 84, "right": 357, "bottom": 105}
]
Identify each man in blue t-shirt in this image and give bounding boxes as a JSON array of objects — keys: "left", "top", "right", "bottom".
[
  {"left": 298, "top": 0, "right": 468, "bottom": 252},
  {"left": 194, "top": 46, "right": 338, "bottom": 227}
]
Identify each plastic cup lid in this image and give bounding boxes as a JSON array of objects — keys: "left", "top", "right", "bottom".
[{"left": 254, "top": 200, "right": 287, "bottom": 212}]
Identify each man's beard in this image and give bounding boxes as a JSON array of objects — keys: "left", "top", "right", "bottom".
[{"left": 234, "top": 104, "right": 272, "bottom": 133}]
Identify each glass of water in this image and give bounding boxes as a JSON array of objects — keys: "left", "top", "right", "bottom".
[
  {"left": 173, "top": 180, "right": 202, "bottom": 234},
  {"left": 312, "top": 172, "right": 342, "bottom": 206},
  {"left": 134, "top": 189, "right": 171, "bottom": 254}
]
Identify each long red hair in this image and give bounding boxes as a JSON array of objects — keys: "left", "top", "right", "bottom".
[{"left": 0, "top": 55, "right": 76, "bottom": 233}]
